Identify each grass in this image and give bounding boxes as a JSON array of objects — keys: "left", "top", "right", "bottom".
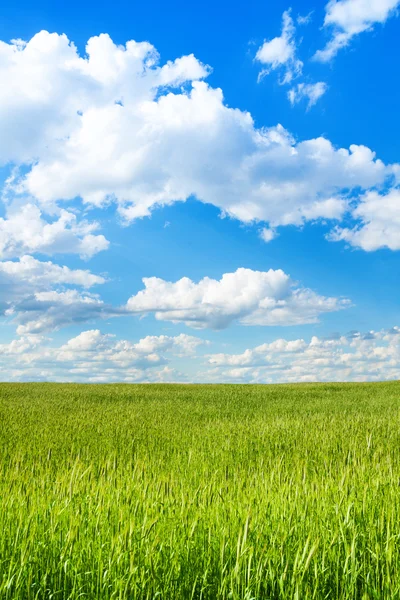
[{"left": 1, "top": 381, "right": 400, "bottom": 599}]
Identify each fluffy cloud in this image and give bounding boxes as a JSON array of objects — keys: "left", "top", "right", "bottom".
[
  {"left": 0, "top": 255, "right": 111, "bottom": 333},
  {"left": 0, "top": 30, "right": 397, "bottom": 238},
  {"left": 255, "top": 10, "right": 303, "bottom": 84},
  {"left": 0, "top": 260, "right": 351, "bottom": 335},
  {"left": 132, "top": 333, "right": 207, "bottom": 356},
  {"left": 0, "top": 254, "right": 105, "bottom": 289},
  {"left": 59, "top": 329, "right": 204, "bottom": 359},
  {"left": 0, "top": 32, "right": 209, "bottom": 167},
  {"left": 288, "top": 82, "right": 328, "bottom": 108},
  {"left": 206, "top": 326, "right": 400, "bottom": 382},
  {"left": 4, "top": 324, "right": 397, "bottom": 384},
  {"left": 328, "top": 188, "right": 400, "bottom": 250},
  {"left": 126, "top": 267, "right": 350, "bottom": 329},
  {"left": 0, "top": 203, "right": 108, "bottom": 259},
  {"left": 0, "top": 329, "right": 205, "bottom": 382},
  {"left": 315, "top": 0, "right": 400, "bottom": 62},
  {"left": 13, "top": 290, "right": 112, "bottom": 335},
  {"left": 259, "top": 227, "right": 278, "bottom": 243},
  {"left": 255, "top": 13, "right": 327, "bottom": 110}
]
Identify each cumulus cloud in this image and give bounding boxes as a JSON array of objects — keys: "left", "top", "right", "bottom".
[
  {"left": 328, "top": 188, "right": 400, "bottom": 250},
  {"left": 206, "top": 326, "right": 400, "bottom": 383},
  {"left": 133, "top": 333, "right": 207, "bottom": 356},
  {"left": 255, "top": 10, "right": 303, "bottom": 84},
  {"left": 0, "top": 254, "right": 105, "bottom": 289},
  {"left": 0, "top": 203, "right": 108, "bottom": 259},
  {"left": 259, "top": 227, "right": 278, "bottom": 243},
  {"left": 0, "top": 31, "right": 209, "bottom": 167},
  {"left": 13, "top": 290, "right": 112, "bottom": 335},
  {"left": 126, "top": 267, "right": 350, "bottom": 329},
  {"left": 6, "top": 324, "right": 396, "bottom": 384},
  {"left": 288, "top": 82, "right": 328, "bottom": 108},
  {"left": 0, "top": 329, "right": 206, "bottom": 382},
  {"left": 59, "top": 329, "right": 204, "bottom": 358},
  {"left": 0, "top": 30, "right": 397, "bottom": 238},
  {"left": 0, "top": 259, "right": 351, "bottom": 335},
  {"left": 314, "top": 0, "right": 400, "bottom": 62},
  {"left": 0, "top": 255, "right": 112, "bottom": 333}
]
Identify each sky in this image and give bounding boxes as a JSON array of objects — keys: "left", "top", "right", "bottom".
[{"left": 0, "top": 0, "right": 400, "bottom": 383}]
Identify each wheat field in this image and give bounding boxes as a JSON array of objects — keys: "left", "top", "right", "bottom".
[{"left": 1, "top": 382, "right": 400, "bottom": 599}]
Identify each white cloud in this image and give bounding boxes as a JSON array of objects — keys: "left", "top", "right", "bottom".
[
  {"left": 206, "top": 326, "right": 400, "bottom": 382},
  {"left": 0, "top": 258, "right": 351, "bottom": 336},
  {"left": 0, "top": 334, "right": 47, "bottom": 356},
  {"left": 0, "top": 31, "right": 209, "bottom": 167},
  {"left": 0, "top": 203, "right": 108, "bottom": 259},
  {"left": 259, "top": 227, "right": 278, "bottom": 243},
  {"left": 255, "top": 10, "right": 303, "bottom": 84},
  {"left": 3, "top": 322, "right": 400, "bottom": 384},
  {"left": 0, "top": 255, "right": 111, "bottom": 333},
  {"left": 133, "top": 333, "right": 206, "bottom": 355},
  {"left": 14, "top": 290, "right": 110, "bottom": 335},
  {"left": 0, "top": 254, "right": 104, "bottom": 294},
  {"left": 328, "top": 188, "right": 400, "bottom": 250},
  {"left": 5, "top": 324, "right": 400, "bottom": 384},
  {"left": 315, "top": 0, "right": 400, "bottom": 62},
  {"left": 255, "top": 12, "right": 326, "bottom": 110},
  {"left": 288, "top": 82, "right": 328, "bottom": 108},
  {"left": 126, "top": 267, "right": 350, "bottom": 329},
  {"left": 0, "top": 329, "right": 206, "bottom": 382},
  {"left": 297, "top": 12, "right": 313, "bottom": 26},
  {"left": 0, "top": 30, "right": 396, "bottom": 237}
]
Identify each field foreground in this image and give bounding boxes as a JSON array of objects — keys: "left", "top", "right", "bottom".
[{"left": 1, "top": 382, "right": 400, "bottom": 599}]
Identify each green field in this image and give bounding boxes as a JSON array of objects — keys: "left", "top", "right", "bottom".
[{"left": 1, "top": 382, "right": 400, "bottom": 599}]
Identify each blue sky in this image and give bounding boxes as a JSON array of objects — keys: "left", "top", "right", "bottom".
[{"left": 0, "top": 0, "right": 399, "bottom": 383}]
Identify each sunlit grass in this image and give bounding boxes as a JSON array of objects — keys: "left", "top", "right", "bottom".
[{"left": 1, "top": 382, "right": 400, "bottom": 599}]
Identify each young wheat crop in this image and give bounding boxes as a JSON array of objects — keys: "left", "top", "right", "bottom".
[{"left": 1, "top": 382, "right": 400, "bottom": 599}]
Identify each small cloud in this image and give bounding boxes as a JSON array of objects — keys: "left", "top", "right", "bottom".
[
  {"left": 288, "top": 82, "right": 328, "bottom": 109},
  {"left": 314, "top": 0, "right": 400, "bottom": 62},
  {"left": 259, "top": 227, "right": 278, "bottom": 243},
  {"left": 255, "top": 10, "right": 303, "bottom": 85},
  {"left": 297, "top": 11, "right": 313, "bottom": 25}
]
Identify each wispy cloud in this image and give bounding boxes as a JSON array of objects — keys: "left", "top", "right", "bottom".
[
  {"left": 314, "top": 0, "right": 400, "bottom": 62},
  {"left": 255, "top": 10, "right": 303, "bottom": 84}
]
